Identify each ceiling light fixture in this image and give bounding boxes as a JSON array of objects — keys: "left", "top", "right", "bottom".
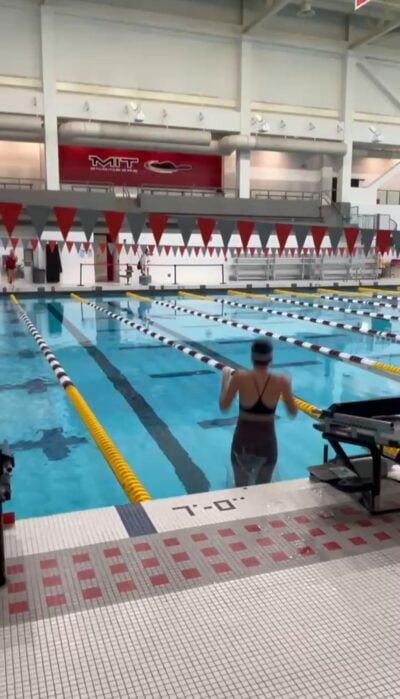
[{"left": 297, "top": 0, "right": 316, "bottom": 18}]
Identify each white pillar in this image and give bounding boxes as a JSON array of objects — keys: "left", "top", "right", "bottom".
[
  {"left": 320, "top": 155, "right": 333, "bottom": 203},
  {"left": 40, "top": 6, "right": 60, "bottom": 190},
  {"left": 236, "top": 38, "right": 252, "bottom": 198},
  {"left": 236, "top": 150, "right": 251, "bottom": 198},
  {"left": 337, "top": 54, "right": 355, "bottom": 203}
]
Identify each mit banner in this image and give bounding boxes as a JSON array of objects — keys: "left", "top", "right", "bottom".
[
  {"left": 355, "top": 0, "right": 371, "bottom": 9},
  {"left": 58, "top": 145, "right": 222, "bottom": 189}
]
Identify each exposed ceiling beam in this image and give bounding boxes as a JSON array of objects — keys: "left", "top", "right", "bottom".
[
  {"left": 350, "top": 19, "right": 400, "bottom": 48},
  {"left": 242, "top": 0, "right": 290, "bottom": 35}
]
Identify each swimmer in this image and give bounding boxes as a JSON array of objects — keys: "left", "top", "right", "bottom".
[{"left": 219, "top": 339, "right": 297, "bottom": 487}]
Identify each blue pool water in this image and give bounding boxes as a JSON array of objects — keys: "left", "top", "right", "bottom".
[{"left": 2, "top": 291, "right": 400, "bottom": 519}]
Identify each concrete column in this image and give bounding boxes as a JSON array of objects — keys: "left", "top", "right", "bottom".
[
  {"left": 337, "top": 54, "right": 356, "bottom": 203},
  {"left": 236, "top": 38, "right": 252, "bottom": 198},
  {"left": 236, "top": 150, "right": 251, "bottom": 198},
  {"left": 320, "top": 156, "right": 333, "bottom": 204},
  {"left": 40, "top": 6, "right": 60, "bottom": 190}
]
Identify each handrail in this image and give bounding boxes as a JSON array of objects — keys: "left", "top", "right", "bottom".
[
  {"left": 10, "top": 294, "right": 150, "bottom": 503},
  {"left": 79, "top": 261, "right": 225, "bottom": 286}
]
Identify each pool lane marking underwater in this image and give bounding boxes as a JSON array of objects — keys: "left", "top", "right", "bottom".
[
  {"left": 183, "top": 293, "right": 400, "bottom": 345},
  {"left": 126, "top": 292, "right": 400, "bottom": 381},
  {"left": 48, "top": 301, "right": 209, "bottom": 495},
  {"left": 124, "top": 292, "right": 400, "bottom": 462},
  {"left": 9, "top": 295, "right": 150, "bottom": 504}
]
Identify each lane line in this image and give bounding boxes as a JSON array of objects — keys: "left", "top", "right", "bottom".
[
  {"left": 9, "top": 295, "right": 149, "bottom": 503},
  {"left": 47, "top": 301, "right": 210, "bottom": 495}
]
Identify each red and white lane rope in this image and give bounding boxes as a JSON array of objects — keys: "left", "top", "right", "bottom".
[
  {"left": 319, "top": 294, "right": 399, "bottom": 310},
  {"left": 10, "top": 295, "right": 73, "bottom": 389},
  {"left": 125, "top": 293, "right": 400, "bottom": 379},
  {"left": 208, "top": 296, "right": 400, "bottom": 344},
  {"left": 72, "top": 294, "right": 230, "bottom": 372},
  {"left": 250, "top": 294, "right": 400, "bottom": 322}
]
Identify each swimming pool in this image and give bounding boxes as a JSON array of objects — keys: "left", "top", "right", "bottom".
[{"left": 2, "top": 290, "right": 400, "bottom": 519}]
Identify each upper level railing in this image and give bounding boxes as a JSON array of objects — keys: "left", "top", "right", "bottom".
[{"left": 350, "top": 206, "right": 397, "bottom": 230}]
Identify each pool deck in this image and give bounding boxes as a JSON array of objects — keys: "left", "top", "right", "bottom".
[
  {"left": 2, "top": 479, "right": 400, "bottom": 698},
  {"left": 1, "top": 277, "right": 400, "bottom": 296}
]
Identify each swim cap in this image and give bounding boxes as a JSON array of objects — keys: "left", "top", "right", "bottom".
[{"left": 251, "top": 339, "right": 273, "bottom": 365}]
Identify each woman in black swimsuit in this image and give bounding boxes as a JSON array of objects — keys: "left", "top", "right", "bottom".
[{"left": 219, "top": 340, "right": 297, "bottom": 487}]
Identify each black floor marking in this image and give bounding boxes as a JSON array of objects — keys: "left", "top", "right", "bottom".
[
  {"left": 11, "top": 427, "right": 87, "bottom": 461},
  {"left": 199, "top": 416, "right": 238, "bottom": 429},
  {"left": 47, "top": 303, "right": 209, "bottom": 495},
  {"left": 0, "top": 378, "right": 55, "bottom": 394},
  {"left": 150, "top": 369, "right": 214, "bottom": 379},
  {"left": 118, "top": 344, "right": 166, "bottom": 352}
]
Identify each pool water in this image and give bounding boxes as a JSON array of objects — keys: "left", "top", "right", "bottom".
[{"left": 2, "top": 291, "right": 400, "bottom": 519}]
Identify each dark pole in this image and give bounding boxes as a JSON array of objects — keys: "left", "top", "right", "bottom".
[
  {"left": 79, "top": 264, "right": 83, "bottom": 287},
  {"left": 174, "top": 265, "right": 177, "bottom": 285}
]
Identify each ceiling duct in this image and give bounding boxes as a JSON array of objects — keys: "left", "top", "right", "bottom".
[
  {"left": 0, "top": 115, "right": 43, "bottom": 142},
  {"left": 59, "top": 121, "right": 213, "bottom": 147},
  {"left": 219, "top": 134, "right": 346, "bottom": 156}
]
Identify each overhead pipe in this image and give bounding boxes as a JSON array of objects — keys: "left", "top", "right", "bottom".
[
  {"left": 65, "top": 135, "right": 221, "bottom": 154},
  {"left": 0, "top": 115, "right": 43, "bottom": 132},
  {"left": 218, "top": 134, "right": 347, "bottom": 155},
  {"left": 59, "top": 120, "right": 213, "bottom": 146}
]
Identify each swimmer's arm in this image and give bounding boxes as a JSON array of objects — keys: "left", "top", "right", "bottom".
[
  {"left": 219, "top": 370, "right": 239, "bottom": 412},
  {"left": 280, "top": 376, "right": 297, "bottom": 417}
]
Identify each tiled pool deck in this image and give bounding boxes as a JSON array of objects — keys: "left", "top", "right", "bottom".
[{"left": 2, "top": 480, "right": 400, "bottom": 698}]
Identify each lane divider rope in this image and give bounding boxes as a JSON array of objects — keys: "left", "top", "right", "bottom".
[
  {"left": 273, "top": 288, "right": 320, "bottom": 298},
  {"left": 187, "top": 293, "right": 400, "bottom": 345},
  {"left": 128, "top": 291, "right": 400, "bottom": 458},
  {"left": 231, "top": 289, "right": 400, "bottom": 323},
  {"left": 127, "top": 291, "right": 400, "bottom": 379},
  {"left": 318, "top": 288, "right": 372, "bottom": 297},
  {"left": 10, "top": 294, "right": 150, "bottom": 503},
  {"left": 319, "top": 294, "right": 400, "bottom": 310}
]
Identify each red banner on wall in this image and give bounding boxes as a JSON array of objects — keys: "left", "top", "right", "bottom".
[{"left": 58, "top": 145, "right": 222, "bottom": 189}]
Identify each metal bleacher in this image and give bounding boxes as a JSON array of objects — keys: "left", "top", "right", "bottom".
[{"left": 229, "top": 254, "right": 378, "bottom": 282}]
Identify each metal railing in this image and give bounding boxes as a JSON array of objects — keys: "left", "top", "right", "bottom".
[
  {"left": 250, "top": 188, "right": 322, "bottom": 201},
  {"left": 377, "top": 189, "right": 400, "bottom": 206},
  {"left": 0, "top": 177, "right": 46, "bottom": 190},
  {"left": 350, "top": 206, "right": 398, "bottom": 230},
  {"left": 79, "top": 262, "right": 225, "bottom": 287}
]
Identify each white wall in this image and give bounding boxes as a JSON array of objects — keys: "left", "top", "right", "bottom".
[
  {"left": 251, "top": 44, "right": 343, "bottom": 112},
  {"left": 0, "top": 141, "right": 43, "bottom": 180},
  {"left": 54, "top": 13, "right": 239, "bottom": 102},
  {"left": 0, "top": 3, "right": 41, "bottom": 79}
]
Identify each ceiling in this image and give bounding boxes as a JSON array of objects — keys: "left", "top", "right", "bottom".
[{"left": 44, "top": 0, "right": 400, "bottom": 49}]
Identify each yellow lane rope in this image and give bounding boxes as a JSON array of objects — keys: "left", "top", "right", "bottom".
[
  {"left": 360, "top": 287, "right": 400, "bottom": 296},
  {"left": 11, "top": 293, "right": 150, "bottom": 503},
  {"left": 273, "top": 289, "right": 320, "bottom": 298},
  {"left": 227, "top": 289, "right": 269, "bottom": 299},
  {"left": 318, "top": 287, "right": 372, "bottom": 297}
]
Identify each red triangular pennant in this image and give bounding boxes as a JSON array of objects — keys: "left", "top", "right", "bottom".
[
  {"left": 116, "top": 243, "right": 123, "bottom": 255},
  {"left": 208, "top": 247, "right": 214, "bottom": 257},
  {"left": 147, "top": 245, "right": 155, "bottom": 255},
  {"left": 248, "top": 247, "right": 255, "bottom": 257},
  {"left": 311, "top": 225, "right": 327, "bottom": 256},
  {"left": 237, "top": 221, "right": 255, "bottom": 250},
  {"left": 193, "top": 247, "right": 200, "bottom": 257},
  {"left": 0, "top": 203, "right": 22, "bottom": 235},
  {"left": 48, "top": 240, "right": 57, "bottom": 253},
  {"left": 65, "top": 240, "right": 75, "bottom": 253},
  {"left": 179, "top": 245, "right": 186, "bottom": 256},
  {"left": 376, "top": 229, "right": 391, "bottom": 255},
  {"left": 54, "top": 206, "right": 76, "bottom": 240},
  {"left": 197, "top": 217, "right": 216, "bottom": 247},
  {"left": 83, "top": 242, "right": 91, "bottom": 253},
  {"left": 98, "top": 242, "right": 106, "bottom": 254},
  {"left": 148, "top": 213, "right": 168, "bottom": 245},
  {"left": 275, "top": 223, "right": 292, "bottom": 255},
  {"left": 104, "top": 211, "right": 125, "bottom": 242},
  {"left": 344, "top": 226, "right": 359, "bottom": 256},
  {"left": 30, "top": 239, "right": 39, "bottom": 251},
  {"left": 132, "top": 244, "right": 138, "bottom": 255},
  {"left": 164, "top": 245, "right": 171, "bottom": 256},
  {"left": 327, "top": 247, "right": 333, "bottom": 257}
]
